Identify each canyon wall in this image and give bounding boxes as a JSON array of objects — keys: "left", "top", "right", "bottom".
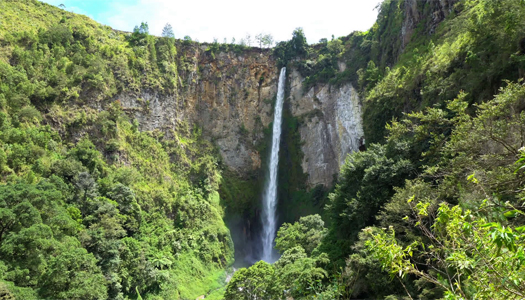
[
  {"left": 119, "top": 46, "right": 278, "bottom": 175},
  {"left": 118, "top": 44, "right": 364, "bottom": 188},
  {"left": 115, "top": 0, "right": 458, "bottom": 188},
  {"left": 289, "top": 68, "right": 364, "bottom": 187},
  {"left": 401, "top": 0, "right": 459, "bottom": 51}
]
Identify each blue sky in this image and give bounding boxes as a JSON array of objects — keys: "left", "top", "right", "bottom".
[{"left": 41, "top": 0, "right": 381, "bottom": 44}]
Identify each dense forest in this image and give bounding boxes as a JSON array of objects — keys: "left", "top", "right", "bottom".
[
  {"left": 226, "top": 0, "right": 525, "bottom": 299},
  {"left": 0, "top": 0, "right": 232, "bottom": 299},
  {"left": 1, "top": 0, "right": 525, "bottom": 299}
]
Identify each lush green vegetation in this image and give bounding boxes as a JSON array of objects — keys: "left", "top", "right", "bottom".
[
  {"left": 277, "top": 0, "right": 525, "bottom": 144},
  {"left": 225, "top": 215, "right": 331, "bottom": 299},
  {"left": 0, "top": 1, "right": 234, "bottom": 299},
  {"left": 229, "top": 71, "right": 525, "bottom": 300},
  {"left": 228, "top": 0, "right": 525, "bottom": 299},
  {"left": 0, "top": 99, "right": 233, "bottom": 299},
  {"left": 4, "top": 0, "right": 525, "bottom": 299},
  {"left": 277, "top": 97, "right": 330, "bottom": 223}
]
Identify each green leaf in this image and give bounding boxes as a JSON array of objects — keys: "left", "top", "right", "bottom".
[{"left": 504, "top": 210, "right": 518, "bottom": 219}]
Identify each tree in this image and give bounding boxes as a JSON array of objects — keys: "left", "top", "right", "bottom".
[
  {"left": 274, "top": 247, "right": 330, "bottom": 298},
  {"left": 39, "top": 244, "right": 108, "bottom": 300},
  {"left": 108, "top": 183, "right": 141, "bottom": 233},
  {"left": 275, "top": 214, "right": 327, "bottom": 255},
  {"left": 323, "top": 142, "right": 414, "bottom": 266},
  {"left": 245, "top": 33, "right": 252, "bottom": 46},
  {"left": 161, "top": 23, "right": 174, "bottom": 39},
  {"left": 129, "top": 22, "right": 149, "bottom": 46},
  {"left": 291, "top": 27, "right": 308, "bottom": 57},
  {"left": 273, "top": 28, "right": 310, "bottom": 67},
  {"left": 366, "top": 201, "right": 525, "bottom": 300},
  {"left": 0, "top": 181, "right": 84, "bottom": 291},
  {"left": 225, "top": 261, "right": 283, "bottom": 299},
  {"left": 360, "top": 82, "right": 525, "bottom": 299},
  {"left": 255, "top": 33, "right": 263, "bottom": 48},
  {"left": 262, "top": 34, "right": 274, "bottom": 48},
  {"left": 135, "top": 22, "right": 149, "bottom": 34},
  {"left": 75, "top": 172, "right": 97, "bottom": 201},
  {"left": 0, "top": 181, "right": 66, "bottom": 246},
  {"left": 327, "top": 38, "right": 343, "bottom": 54},
  {"left": 357, "top": 60, "right": 381, "bottom": 92},
  {"left": 83, "top": 197, "right": 126, "bottom": 299},
  {"left": 239, "top": 38, "right": 246, "bottom": 47}
]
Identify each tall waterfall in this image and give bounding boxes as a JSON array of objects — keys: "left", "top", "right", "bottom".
[{"left": 261, "top": 67, "right": 286, "bottom": 263}]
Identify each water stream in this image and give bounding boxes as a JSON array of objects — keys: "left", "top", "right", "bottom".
[{"left": 260, "top": 67, "right": 286, "bottom": 263}]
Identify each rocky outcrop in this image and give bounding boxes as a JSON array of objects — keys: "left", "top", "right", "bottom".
[
  {"left": 118, "top": 44, "right": 364, "bottom": 187},
  {"left": 119, "top": 45, "right": 278, "bottom": 175},
  {"left": 401, "top": 0, "right": 459, "bottom": 50},
  {"left": 115, "top": 0, "right": 455, "bottom": 186},
  {"left": 289, "top": 68, "right": 364, "bottom": 187}
]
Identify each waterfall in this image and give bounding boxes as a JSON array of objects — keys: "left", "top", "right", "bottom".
[{"left": 261, "top": 67, "right": 286, "bottom": 263}]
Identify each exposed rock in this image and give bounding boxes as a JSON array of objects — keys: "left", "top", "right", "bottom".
[
  {"left": 289, "top": 69, "right": 364, "bottom": 187},
  {"left": 118, "top": 46, "right": 364, "bottom": 187},
  {"left": 119, "top": 47, "right": 278, "bottom": 176},
  {"left": 401, "top": 0, "right": 459, "bottom": 51}
]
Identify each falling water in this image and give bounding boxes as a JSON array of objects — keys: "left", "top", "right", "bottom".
[{"left": 261, "top": 67, "right": 286, "bottom": 263}]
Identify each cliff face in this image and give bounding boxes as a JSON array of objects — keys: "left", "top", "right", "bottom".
[
  {"left": 112, "top": 0, "right": 460, "bottom": 188},
  {"left": 117, "top": 44, "right": 364, "bottom": 187},
  {"left": 401, "top": 0, "right": 458, "bottom": 50},
  {"left": 289, "top": 68, "right": 364, "bottom": 187},
  {"left": 119, "top": 46, "right": 278, "bottom": 175},
  {"left": 113, "top": 1, "right": 457, "bottom": 188}
]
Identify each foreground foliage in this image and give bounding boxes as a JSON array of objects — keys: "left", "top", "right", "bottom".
[
  {"left": 233, "top": 0, "right": 525, "bottom": 298},
  {"left": 239, "top": 81, "right": 525, "bottom": 299},
  {"left": 231, "top": 79, "right": 525, "bottom": 300}
]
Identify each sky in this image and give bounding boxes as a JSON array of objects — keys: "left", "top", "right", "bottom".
[{"left": 41, "top": 0, "right": 381, "bottom": 44}]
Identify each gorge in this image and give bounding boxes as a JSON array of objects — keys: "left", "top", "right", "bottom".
[
  {"left": 115, "top": 34, "right": 367, "bottom": 267},
  {"left": 2, "top": 0, "right": 525, "bottom": 299}
]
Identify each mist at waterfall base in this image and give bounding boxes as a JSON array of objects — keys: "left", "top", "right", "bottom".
[{"left": 226, "top": 68, "right": 287, "bottom": 267}]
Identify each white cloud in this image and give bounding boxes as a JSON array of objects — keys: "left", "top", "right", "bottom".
[
  {"left": 67, "top": 6, "right": 94, "bottom": 19},
  {"left": 98, "top": 0, "right": 381, "bottom": 44},
  {"left": 42, "top": 0, "right": 381, "bottom": 44}
]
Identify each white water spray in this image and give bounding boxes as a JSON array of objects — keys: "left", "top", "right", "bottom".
[{"left": 261, "top": 67, "right": 286, "bottom": 263}]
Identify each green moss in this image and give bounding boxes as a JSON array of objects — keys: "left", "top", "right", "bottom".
[
  {"left": 277, "top": 80, "right": 328, "bottom": 225},
  {"left": 219, "top": 169, "right": 263, "bottom": 218}
]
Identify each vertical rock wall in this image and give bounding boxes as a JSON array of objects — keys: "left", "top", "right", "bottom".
[
  {"left": 289, "top": 68, "right": 364, "bottom": 187},
  {"left": 118, "top": 45, "right": 365, "bottom": 187},
  {"left": 401, "top": 0, "right": 459, "bottom": 51},
  {"left": 119, "top": 46, "right": 278, "bottom": 176}
]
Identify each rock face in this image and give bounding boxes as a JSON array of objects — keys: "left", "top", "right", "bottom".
[
  {"left": 289, "top": 68, "right": 364, "bottom": 187},
  {"left": 118, "top": 44, "right": 364, "bottom": 187},
  {"left": 119, "top": 46, "right": 278, "bottom": 176},
  {"left": 401, "top": 0, "right": 459, "bottom": 51}
]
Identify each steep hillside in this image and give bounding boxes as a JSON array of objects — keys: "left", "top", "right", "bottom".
[
  {"left": 4, "top": 0, "right": 524, "bottom": 299},
  {"left": 225, "top": 0, "right": 525, "bottom": 299},
  {"left": 0, "top": 0, "right": 366, "bottom": 297},
  {"left": 0, "top": 1, "right": 235, "bottom": 299}
]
